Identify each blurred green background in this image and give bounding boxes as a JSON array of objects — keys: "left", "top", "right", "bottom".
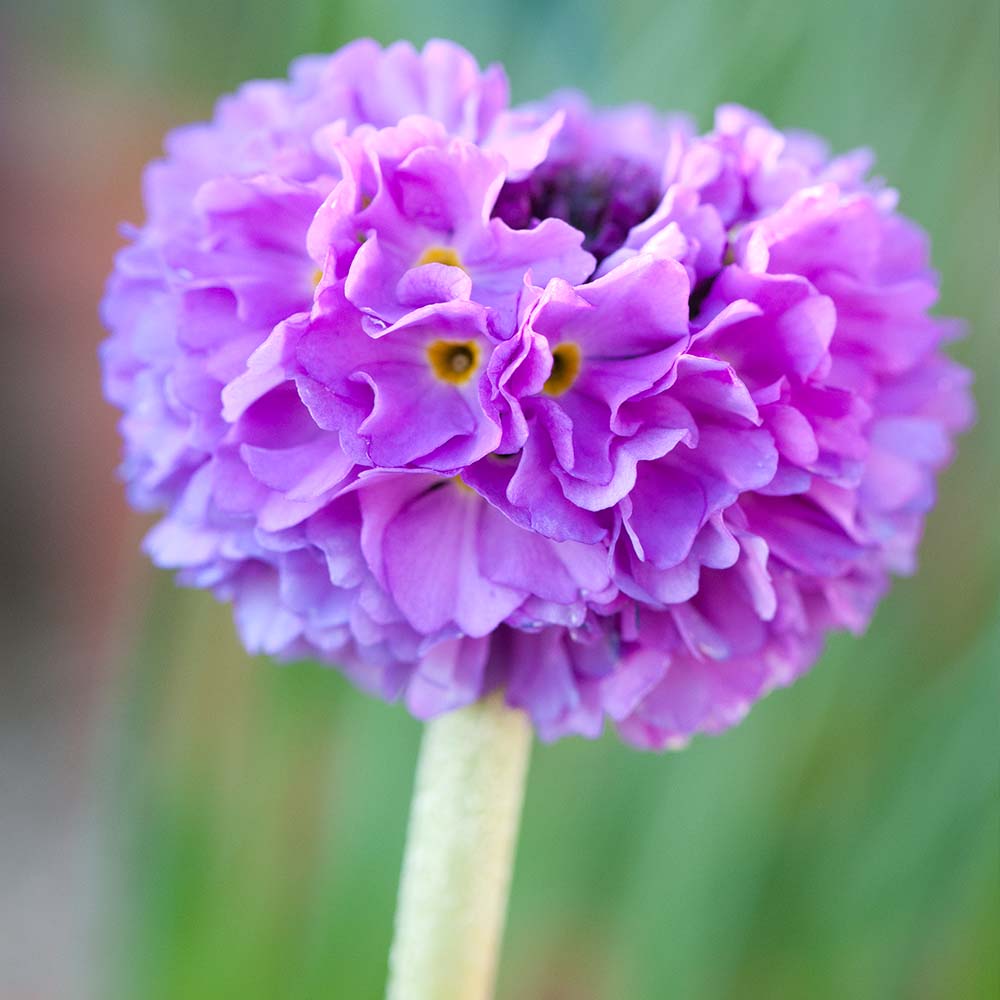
[{"left": 2, "top": 0, "right": 998, "bottom": 997}]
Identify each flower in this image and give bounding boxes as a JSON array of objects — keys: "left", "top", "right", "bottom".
[{"left": 101, "top": 39, "right": 973, "bottom": 749}]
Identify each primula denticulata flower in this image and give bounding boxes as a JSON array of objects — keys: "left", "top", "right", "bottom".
[{"left": 101, "top": 39, "right": 973, "bottom": 750}]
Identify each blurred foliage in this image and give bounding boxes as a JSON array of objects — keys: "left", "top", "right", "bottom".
[{"left": 25, "top": 0, "right": 998, "bottom": 995}]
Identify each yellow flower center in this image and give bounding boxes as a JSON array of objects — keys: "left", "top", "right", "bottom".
[
  {"left": 311, "top": 268, "right": 324, "bottom": 288},
  {"left": 543, "top": 342, "right": 582, "bottom": 396},
  {"left": 426, "top": 339, "right": 480, "bottom": 385},
  {"left": 417, "top": 246, "right": 465, "bottom": 269}
]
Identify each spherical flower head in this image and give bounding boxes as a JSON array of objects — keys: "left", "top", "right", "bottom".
[{"left": 101, "top": 41, "right": 974, "bottom": 749}]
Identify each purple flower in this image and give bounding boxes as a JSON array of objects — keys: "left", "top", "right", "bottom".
[
  {"left": 310, "top": 115, "right": 592, "bottom": 333},
  {"left": 101, "top": 39, "right": 973, "bottom": 749}
]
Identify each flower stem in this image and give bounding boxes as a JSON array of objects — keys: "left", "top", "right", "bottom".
[{"left": 386, "top": 692, "right": 533, "bottom": 1000}]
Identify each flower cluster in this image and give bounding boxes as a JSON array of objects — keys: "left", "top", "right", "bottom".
[{"left": 101, "top": 39, "right": 972, "bottom": 748}]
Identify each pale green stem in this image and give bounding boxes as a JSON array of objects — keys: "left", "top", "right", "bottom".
[{"left": 386, "top": 692, "right": 533, "bottom": 1000}]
